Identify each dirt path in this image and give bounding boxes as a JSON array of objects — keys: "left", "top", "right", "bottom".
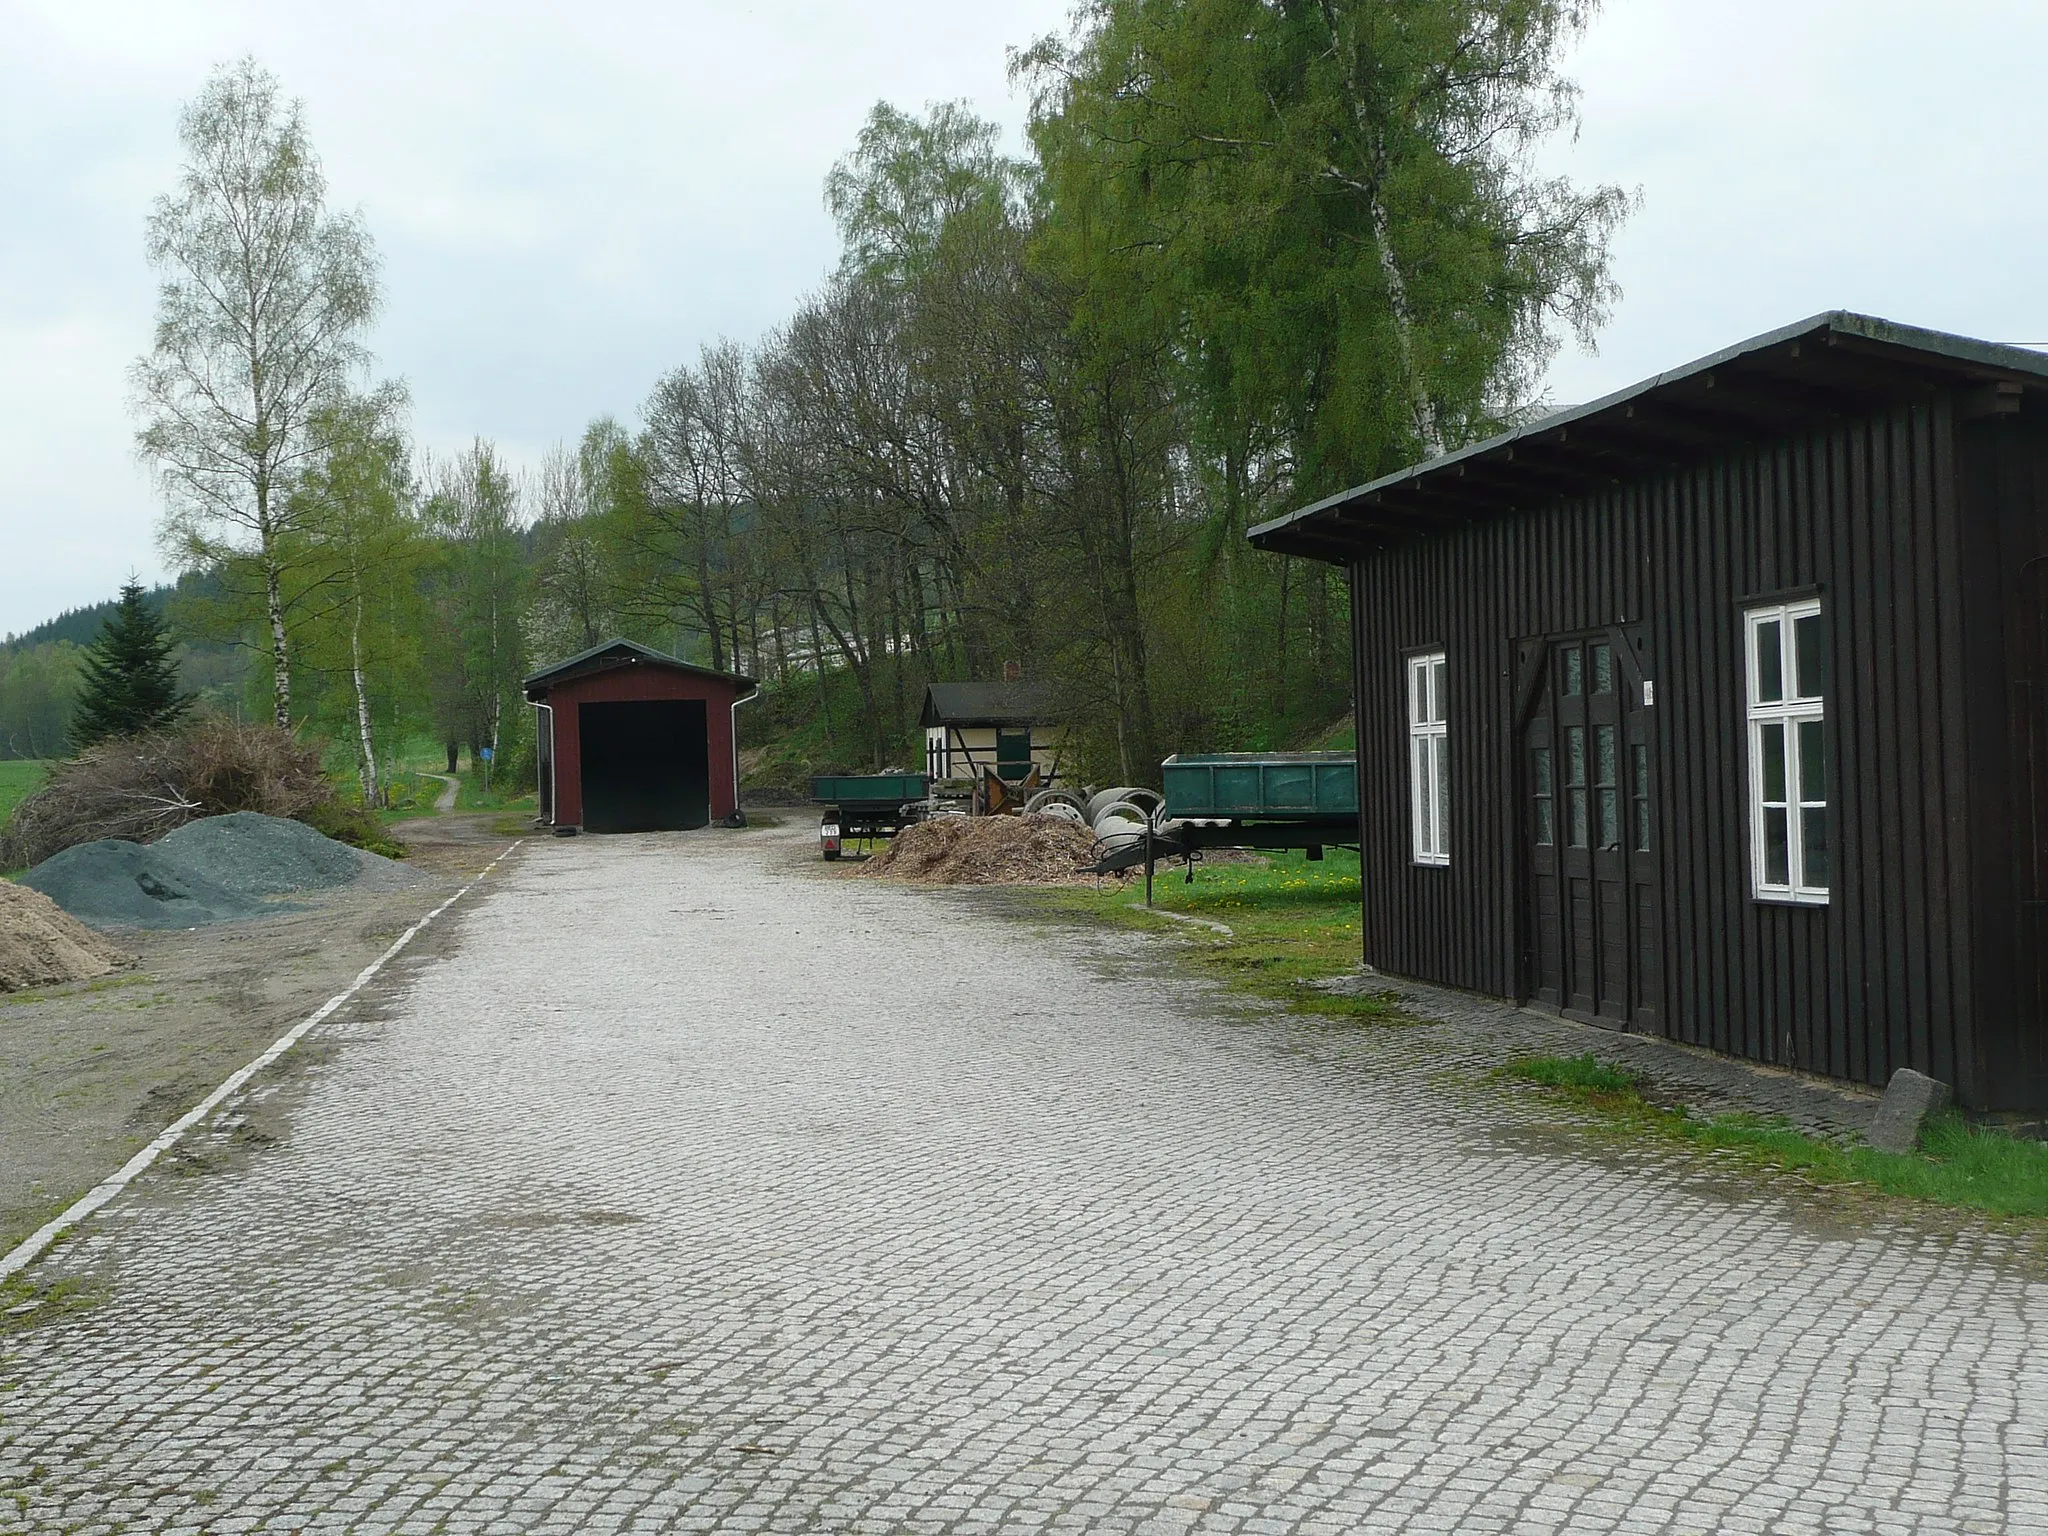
[
  {"left": 2, "top": 825, "right": 2041, "bottom": 1533},
  {"left": 424, "top": 772, "right": 459, "bottom": 813}
]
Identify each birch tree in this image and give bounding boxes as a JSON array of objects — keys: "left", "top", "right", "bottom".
[
  {"left": 290, "top": 386, "right": 415, "bottom": 805},
  {"left": 133, "top": 57, "right": 379, "bottom": 728},
  {"left": 1021, "top": 0, "right": 1629, "bottom": 491}
]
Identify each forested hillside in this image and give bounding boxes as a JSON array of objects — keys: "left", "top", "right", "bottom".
[{"left": 32, "top": 3, "right": 1624, "bottom": 795}]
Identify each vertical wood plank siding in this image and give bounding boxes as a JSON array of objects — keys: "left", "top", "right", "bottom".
[
  {"left": 1961, "top": 413, "right": 2048, "bottom": 1113},
  {"left": 1347, "top": 397, "right": 2006, "bottom": 1105}
]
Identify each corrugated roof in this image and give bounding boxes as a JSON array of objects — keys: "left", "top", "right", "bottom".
[
  {"left": 522, "top": 638, "right": 755, "bottom": 698},
  {"left": 921, "top": 681, "right": 1057, "bottom": 726},
  {"left": 1249, "top": 311, "right": 2048, "bottom": 564}
]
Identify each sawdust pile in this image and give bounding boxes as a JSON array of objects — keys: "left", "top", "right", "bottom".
[
  {"left": 0, "top": 879, "right": 134, "bottom": 993},
  {"left": 861, "top": 813, "right": 1100, "bottom": 885}
]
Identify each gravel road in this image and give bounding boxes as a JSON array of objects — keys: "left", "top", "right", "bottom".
[{"left": 1, "top": 827, "right": 2042, "bottom": 1534}]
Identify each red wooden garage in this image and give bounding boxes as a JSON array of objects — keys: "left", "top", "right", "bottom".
[{"left": 523, "top": 640, "right": 756, "bottom": 833}]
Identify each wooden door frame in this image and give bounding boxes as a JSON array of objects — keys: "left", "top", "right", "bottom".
[{"left": 1512, "top": 624, "right": 1660, "bottom": 1031}]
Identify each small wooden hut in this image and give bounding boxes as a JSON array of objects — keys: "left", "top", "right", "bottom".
[
  {"left": 921, "top": 682, "right": 1065, "bottom": 786},
  {"left": 1249, "top": 312, "right": 2048, "bottom": 1116}
]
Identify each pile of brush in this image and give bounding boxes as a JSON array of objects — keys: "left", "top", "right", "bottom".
[{"left": 0, "top": 719, "right": 343, "bottom": 869}]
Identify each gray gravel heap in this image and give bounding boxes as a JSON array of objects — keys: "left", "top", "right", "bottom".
[
  {"left": 20, "top": 839, "right": 272, "bottom": 929},
  {"left": 23, "top": 812, "right": 421, "bottom": 929},
  {"left": 156, "top": 811, "right": 372, "bottom": 897}
]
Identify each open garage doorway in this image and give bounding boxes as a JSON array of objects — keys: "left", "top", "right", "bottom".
[{"left": 578, "top": 699, "right": 710, "bottom": 832}]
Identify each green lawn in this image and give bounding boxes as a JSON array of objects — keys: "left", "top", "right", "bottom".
[
  {"left": 369, "top": 769, "right": 443, "bottom": 824},
  {"left": 455, "top": 765, "right": 535, "bottom": 814},
  {"left": 0, "top": 760, "right": 48, "bottom": 824}
]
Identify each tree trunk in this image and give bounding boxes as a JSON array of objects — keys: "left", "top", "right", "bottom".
[
  {"left": 262, "top": 547, "right": 291, "bottom": 728},
  {"left": 1320, "top": 1, "right": 1444, "bottom": 458},
  {"left": 808, "top": 603, "right": 834, "bottom": 738},
  {"left": 350, "top": 587, "right": 379, "bottom": 807},
  {"left": 485, "top": 699, "right": 500, "bottom": 797},
  {"left": 696, "top": 530, "right": 726, "bottom": 674},
  {"left": 1367, "top": 192, "right": 1443, "bottom": 458}
]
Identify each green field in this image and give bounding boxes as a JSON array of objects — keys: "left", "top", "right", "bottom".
[
  {"left": 0, "top": 760, "right": 48, "bottom": 824},
  {"left": 455, "top": 765, "right": 535, "bottom": 814}
]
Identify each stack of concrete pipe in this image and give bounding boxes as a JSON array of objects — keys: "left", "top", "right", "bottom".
[
  {"left": 1021, "top": 788, "right": 1087, "bottom": 823},
  {"left": 1083, "top": 787, "right": 1164, "bottom": 861}
]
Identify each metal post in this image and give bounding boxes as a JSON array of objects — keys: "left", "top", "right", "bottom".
[{"left": 1144, "top": 822, "right": 1154, "bottom": 907}]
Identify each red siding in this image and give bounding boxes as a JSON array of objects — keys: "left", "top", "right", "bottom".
[{"left": 536, "top": 663, "right": 747, "bottom": 827}]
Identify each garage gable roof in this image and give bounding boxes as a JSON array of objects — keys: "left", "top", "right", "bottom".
[
  {"left": 1248, "top": 311, "right": 2048, "bottom": 564},
  {"left": 523, "top": 638, "right": 755, "bottom": 700}
]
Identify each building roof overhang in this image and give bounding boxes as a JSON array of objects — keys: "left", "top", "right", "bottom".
[
  {"left": 1248, "top": 311, "right": 2048, "bottom": 565},
  {"left": 522, "top": 638, "right": 757, "bottom": 702},
  {"left": 920, "top": 681, "right": 1058, "bottom": 727}
]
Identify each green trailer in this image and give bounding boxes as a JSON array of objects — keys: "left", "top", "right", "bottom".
[
  {"left": 1160, "top": 752, "right": 1358, "bottom": 820},
  {"left": 1103, "top": 751, "right": 1361, "bottom": 901},
  {"left": 810, "top": 773, "right": 931, "bottom": 859}
]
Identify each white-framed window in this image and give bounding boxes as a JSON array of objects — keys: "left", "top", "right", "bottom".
[
  {"left": 1408, "top": 650, "right": 1449, "bottom": 866},
  {"left": 1745, "top": 600, "right": 1829, "bottom": 903}
]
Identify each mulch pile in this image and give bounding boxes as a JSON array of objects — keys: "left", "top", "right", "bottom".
[
  {"left": 861, "top": 813, "right": 1100, "bottom": 885},
  {"left": 0, "top": 879, "right": 134, "bottom": 992}
]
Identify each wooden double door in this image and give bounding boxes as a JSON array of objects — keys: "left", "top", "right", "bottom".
[{"left": 1520, "top": 629, "right": 1660, "bottom": 1031}]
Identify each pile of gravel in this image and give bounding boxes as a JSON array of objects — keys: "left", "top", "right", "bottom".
[
  {"left": 157, "top": 811, "right": 374, "bottom": 896},
  {"left": 21, "top": 812, "right": 420, "bottom": 929},
  {"left": 19, "top": 840, "right": 273, "bottom": 929}
]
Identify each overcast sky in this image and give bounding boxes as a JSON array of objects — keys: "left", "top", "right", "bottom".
[{"left": 4, "top": 0, "right": 2045, "bottom": 639}]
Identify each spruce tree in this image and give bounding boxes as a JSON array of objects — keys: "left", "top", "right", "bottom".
[{"left": 69, "top": 581, "right": 193, "bottom": 748}]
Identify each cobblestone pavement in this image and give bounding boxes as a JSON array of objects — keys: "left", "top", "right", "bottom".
[
  {"left": 1312, "top": 974, "right": 1886, "bottom": 1142},
  {"left": 3, "top": 830, "right": 2044, "bottom": 1535}
]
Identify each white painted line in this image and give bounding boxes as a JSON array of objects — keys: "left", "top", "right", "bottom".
[{"left": 0, "top": 841, "right": 522, "bottom": 1284}]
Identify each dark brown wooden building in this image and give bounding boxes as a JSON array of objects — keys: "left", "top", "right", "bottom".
[
  {"left": 1249, "top": 313, "right": 2048, "bottom": 1116},
  {"left": 524, "top": 640, "right": 755, "bottom": 833}
]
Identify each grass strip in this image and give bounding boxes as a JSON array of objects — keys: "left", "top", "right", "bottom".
[
  {"left": 1038, "top": 850, "right": 1410, "bottom": 1026},
  {"left": 1504, "top": 1052, "right": 2048, "bottom": 1219}
]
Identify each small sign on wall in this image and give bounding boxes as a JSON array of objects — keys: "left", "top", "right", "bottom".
[{"left": 1642, "top": 680, "right": 1656, "bottom": 708}]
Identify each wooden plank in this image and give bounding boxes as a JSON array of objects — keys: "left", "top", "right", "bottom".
[{"left": 1882, "top": 408, "right": 1930, "bottom": 1079}]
